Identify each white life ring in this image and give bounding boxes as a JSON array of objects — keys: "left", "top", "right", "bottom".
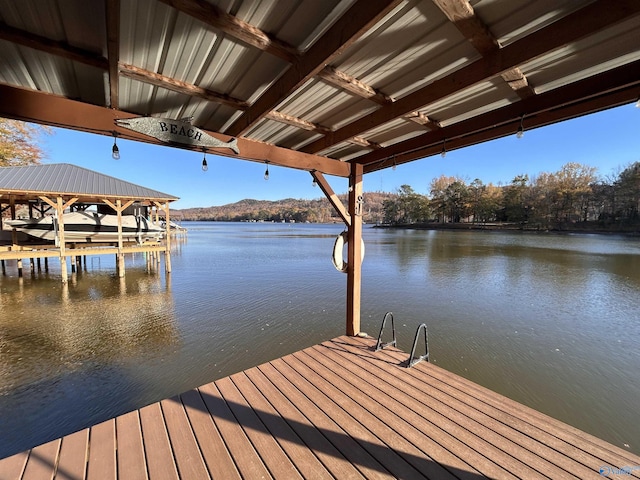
[{"left": 332, "top": 231, "right": 365, "bottom": 273}]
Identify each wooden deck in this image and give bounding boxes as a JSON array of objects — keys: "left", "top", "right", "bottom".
[{"left": 2, "top": 335, "right": 639, "bottom": 479}]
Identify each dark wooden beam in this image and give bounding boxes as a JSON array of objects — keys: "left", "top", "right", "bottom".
[
  {"left": 302, "top": 0, "right": 640, "bottom": 155},
  {"left": 225, "top": 0, "right": 404, "bottom": 137},
  {"left": 360, "top": 59, "right": 640, "bottom": 173},
  {"left": 0, "top": 84, "right": 350, "bottom": 177},
  {"left": 106, "top": 0, "right": 120, "bottom": 109},
  {"left": 119, "top": 63, "right": 250, "bottom": 110},
  {"left": 317, "top": 66, "right": 393, "bottom": 106},
  {"left": 0, "top": 21, "right": 108, "bottom": 70},
  {"left": 157, "top": 0, "right": 299, "bottom": 63}
]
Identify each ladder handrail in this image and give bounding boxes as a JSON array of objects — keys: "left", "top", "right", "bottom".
[
  {"left": 407, "top": 323, "right": 429, "bottom": 367},
  {"left": 375, "top": 312, "right": 397, "bottom": 351}
]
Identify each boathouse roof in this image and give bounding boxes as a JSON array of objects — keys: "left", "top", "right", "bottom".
[
  {"left": 0, "top": 163, "right": 178, "bottom": 203},
  {"left": 0, "top": 1, "right": 637, "bottom": 176}
]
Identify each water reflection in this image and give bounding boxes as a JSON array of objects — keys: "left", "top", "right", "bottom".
[{"left": 0, "top": 267, "right": 177, "bottom": 456}]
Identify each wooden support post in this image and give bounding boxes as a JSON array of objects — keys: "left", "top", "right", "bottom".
[
  {"left": 30, "top": 258, "right": 35, "bottom": 273},
  {"left": 1, "top": 260, "right": 5, "bottom": 275},
  {"left": 44, "top": 257, "right": 48, "bottom": 272},
  {"left": 17, "top": 259, "right": 23, "bottom": 277},
  {"left": 346, "top": 164, "right": 364, "bottom": 336},
  {"left": 37, "top": 257, "right": 41, "bottom": 271},
  {"left": 162, "top": 202, "right": 172, "bottom": 274}
]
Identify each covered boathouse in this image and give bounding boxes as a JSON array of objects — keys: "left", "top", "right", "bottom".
[
  {"left": 0, "top": 163, "right": 178, "bottom": 282},
  {"left": 0, "top": 0, "right": 639, "bottom": 478}
]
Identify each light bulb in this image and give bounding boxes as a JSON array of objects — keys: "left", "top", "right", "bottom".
[
  {"left": 202, "top": 158, "right": 208, "bottom": 172},
  {"left": 635, "top": 97, "right": 640, "bottom": 108},
  {"left": 264, "top": 167, "right": 269, "bottom": 180},
  {"left": 440, "top": 141, "right": 446, "bottom": 158},
  {"left": 111, "top": 135, "right": 120, "bottom": 160},
  {"left": 312, "top": 177, "right": 317, "bottom": 187},
  {"left": 516, "top": 115, "right": 525, "bottom": 139}
]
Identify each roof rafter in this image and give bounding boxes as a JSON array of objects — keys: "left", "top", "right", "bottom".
[
  {"left": 119, "top": 63, "right": 250, "bottom": 110},
  {"left": 224, "top": 0, "right": 404, "bottom": 137},
  {"left": 0, "top": 21, "right": 108, "bottom": 70},
  {"left": 431, "top": 0, "right": 535, "bottom": 100},
  {"left": 360, "top": 59, "right": 640, "bottom": 173},
  {"left": 156, "top": 0, "right": 299, "bottom": 63},
  {"left": 302, "top": 0, "right": 640, "bottom": 155},
  {"left": 106, "top": 0, "right": 120, "bottom": 108}
]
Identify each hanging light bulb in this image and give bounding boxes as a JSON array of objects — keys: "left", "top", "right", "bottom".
[
  {"left": 392, "top": 155, "right": 397, "bottom": 170},
  {"left": 635, "top": 97, "right": 640, "bottom": 108},
  {"left": 516, "top": 115, "right": 525, "bottom": 139},
  {"left": 201, "top": 149, "right": 208, "bottom": 172},
  {"left": 440, "top": 140, "right": 447, "bottom": 158},
  {"left": 264, "top": 161, "right": 270, "bottom": 180},
  {"left": 111, "top": 132, "right": 120, "bottom": 160},
  {"left": 312, "top": 177, "right": 318, "bottom": 187}
]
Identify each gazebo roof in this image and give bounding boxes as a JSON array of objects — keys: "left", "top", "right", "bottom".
[
  {"left": 0, "top": 163, "right": 178, "bottom": 203},
  {"left": 0, "top": 0, "right": 638, "bottom": 177}
]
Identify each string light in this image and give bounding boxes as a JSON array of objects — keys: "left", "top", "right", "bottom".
[
  {"left": 392, "top": 155, "right": 397, "bottom": 170},
  {"left": 201, "top": 148, "right": 208, "bottom": 172},
  {"left": 516, "top": 115, "right": 525, "bottom": 139},
  {"left": 111, "top": 132, "right": 120, "bottom": 160},
  {"left": 440, "top": 140, "right": 447, "bottom": 158},
  {"left": 264, "top": 161, "right": 270, "bottom": 180}
]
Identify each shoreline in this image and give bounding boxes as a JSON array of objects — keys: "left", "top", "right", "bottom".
[{"left": 372, "top": 222, "right": 640, "bottom": 236}]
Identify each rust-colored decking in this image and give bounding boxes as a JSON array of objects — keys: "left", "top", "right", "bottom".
[{"left": 2, "top": 336, "right": 639, "bottom": 479}]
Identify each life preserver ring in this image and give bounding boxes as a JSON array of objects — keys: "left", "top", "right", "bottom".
[{"left": 332, "top": 231, "right": 365, "bottom": 273}]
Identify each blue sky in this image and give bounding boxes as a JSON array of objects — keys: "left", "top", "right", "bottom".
[{"left": 42, "top": 102, "right": 639, "bottom": 209}]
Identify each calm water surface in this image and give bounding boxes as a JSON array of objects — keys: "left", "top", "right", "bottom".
[{"left": 0, "top": 223, "right": 639, "bottom": 458}]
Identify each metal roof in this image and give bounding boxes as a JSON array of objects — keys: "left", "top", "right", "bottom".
[
  {"left": 0, "top": 0, "right": 638, "bottom": 177},
  {"left": 0, "top": 163, "right": 178, "bottom": 201}
]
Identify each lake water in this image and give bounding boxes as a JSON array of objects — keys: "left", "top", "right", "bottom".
[{"left": 1, "top": 222, "right": 639, "bottom": 459}]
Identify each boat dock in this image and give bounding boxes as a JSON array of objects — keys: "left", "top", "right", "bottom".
[{"left": 2, "top": 335, "right": 638, "bottom": 479}]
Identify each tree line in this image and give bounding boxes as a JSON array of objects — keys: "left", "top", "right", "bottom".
[{"left": 382, "top": 162, "right": 640, "bottom": 231}]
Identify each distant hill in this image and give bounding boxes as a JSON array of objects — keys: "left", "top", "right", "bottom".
[{"left": 172, "top": 192, "right": 394, "bottom": 224}]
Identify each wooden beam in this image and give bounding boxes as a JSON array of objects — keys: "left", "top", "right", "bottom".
[
  {"left": 360, "top": 59, "right": 640, "bottom": 172},
  {"left": 431, "top": 0, "right": 536, "bottom": 100},
  {"left": 106, "top": 0, "right": 120, "bottom": 109},
  {"left": 302, "top": 0, "right": 640, "bottom": 154},
  {"left": 265, "top": 111, "right": 331, "bottom": 134},
  {"left": 0, "top": 84, "right": 350, "bottom": 177},
  {"left": 156, "top": 0, "right": 299, "bottom": 63},
  {"left": 0, "top": 21, "right": 108, "bottom": 70},
  {"left": 317, "top": 66, "right": 393, "bottom": 105},
  {"left": 225, "top": 0, "right": 404, "bottom": 137},
  {"left": 119, "top": 63, "right": 250, "bottom": 110},
  {"left": 311, "top": 171, "right": 350, "bottom": 227},
  {"left": 346, "top": 164, "right": 363, "bottom": 337}
]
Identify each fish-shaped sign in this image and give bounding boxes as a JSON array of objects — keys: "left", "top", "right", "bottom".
[{"left": 115, "top": 117, "right": 240, "bottom": 154}]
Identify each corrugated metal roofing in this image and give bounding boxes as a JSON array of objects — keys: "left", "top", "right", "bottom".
[
  {"left": 0, "top": 0, "right": 638, "bottom": 174},
  {"left": 0, "top": 163, "right": 178, "bottom": 201}
]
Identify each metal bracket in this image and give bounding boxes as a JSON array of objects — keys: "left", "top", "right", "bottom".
[
  {"left": 407, "top": 323, "right": 429, "bottom": 367},
  {"left": 355, "top": 194, "right": 363, "bottom": 216},
  {"left": 375, "top": 312, "right": 397, "bottom": 351}
]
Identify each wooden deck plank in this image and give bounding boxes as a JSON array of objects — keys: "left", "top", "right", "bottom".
[
  {"left": 346, "top": 335, "right": 640, "bottom": 468},
  {"left": 139, "top": 403, "right": 179, "bottom": 480},
  {"left": 230, "top": 371, "right": 335, "bottom": 480},
  {"left": 56, "top": 429, "right": 88, "bottom": 480},
  {"left": 258, "top": 361, "right": 392, "bottom": 479},
  {"left": 294, "top": 346, "right": 500, "bottom": 480},
  {"left": 243, "top": 367, "right": 366, "bottom": 479},
  {"left": 311, "top": 341, "right": 546, "bottom": 479},
  {"left": 86, "top": 420, "right": 115, "bottom": 480},
  {"left": 115, "top": 411, "right": 147, "bottom": 480},
  {"left": 216, "top": 376, "right": 303, "bottom": 479},
  {"left": 0, "top": 451, "right": 28, "bottom": 480},
  {"left": 284, "top": 350, "right": 469, "bottom": 480},
  {"left": 320, "top": 338, "right": 578, "bottom": 479},
  {"left": 197, "top": 381, "right": 272, "bottom": 479},
  {"left": 160, "top": 397, "right": 211, "bottom": 480},
  {"left": 179, "top": 389, "right": 241, "bottom": 480},
  {"left": 3, "top": 335, "right": 640, "bottom": 480},
  {"left": 21, "top": 439, "right": 60, "bottom": 480},
  {"left": 341, "top": 335, "right": 640, "bottom": 479}
]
